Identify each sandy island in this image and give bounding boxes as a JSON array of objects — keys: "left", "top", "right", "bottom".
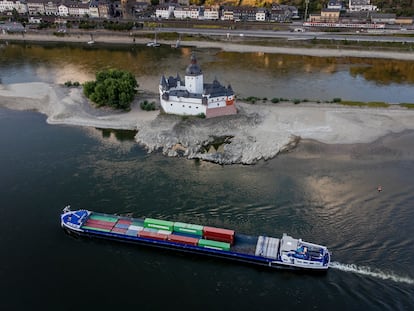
[
  {"left": 1, "top": 82, "right": 413, "bottom": 164},
  {"left": 1, "top": 32, "right": 414, "bottom": 163}
]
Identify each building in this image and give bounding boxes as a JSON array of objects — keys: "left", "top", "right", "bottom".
[
  {"left": 0, "top": 0, "right": 15, "bottom": 13},
  {"left": 27, "top": 0, "right": 45, "bottom": 15},
  {"left": 255, "top": 8, "right": 267, "bottom": 21},
  {"left": 320, "top": 8, "right": 340, "bottom": 22},
  {"left": 370, "top": 13, "right": 396, "bottom": 24},
  {"left": 202, "top": 6, "right": 219, "bottom": 20},
  {"left": 327, "top": 0, "right": 344, "bottom": 10},
  {"left": 348, "top": 0, "right": 377, "bottom": 12},
  {"left": 155, "top": 4, "right": 174, "bottom": 19},
  {"left": 44, "top": 1, "right": 58, "bottom": 15},
  {"left": 159, "top": 54, "right": 237, "bottom": 118}
]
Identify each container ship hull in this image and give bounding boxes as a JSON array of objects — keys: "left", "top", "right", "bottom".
[{"left": 61, "top": 207, "right": 330, "bottom": 272}]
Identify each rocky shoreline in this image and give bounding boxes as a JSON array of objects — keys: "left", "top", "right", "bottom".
[{"left": 1, "top": 82, "right": 414, "bottom": 165}]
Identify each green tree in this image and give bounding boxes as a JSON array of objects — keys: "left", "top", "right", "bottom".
[{"left": 83, "top": 69, "right": 138, "bottom": 110}]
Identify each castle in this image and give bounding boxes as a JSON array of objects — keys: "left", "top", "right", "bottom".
[{"left": 159, "top": 54, "right": 237, "bottom": 118}]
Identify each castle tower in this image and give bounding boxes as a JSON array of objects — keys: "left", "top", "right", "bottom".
[{"left": 185, "top": 54, "right": 204, "bottom": 94}]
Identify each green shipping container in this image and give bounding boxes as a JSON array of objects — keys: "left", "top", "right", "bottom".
[
  {"left": 173, "top": 222, "right": 203, "bottom": 236},
  {"left": 88, "top": 214, "right": 118, "bottom": 223},
  {"left": 198, "top": 239, "right": 231, "bottom": 251},
  {"left": 144, "top": 218, "right": 174, "bottom": 231}
]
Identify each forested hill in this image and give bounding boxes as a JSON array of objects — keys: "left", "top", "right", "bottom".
[{"left": 191, "top": 0, "right": 414, "bottom": 16}]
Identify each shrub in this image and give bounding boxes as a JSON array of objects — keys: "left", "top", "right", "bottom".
[
  {"left": 333, "top": 97, "right": 342, "bottom": 103},
  {"left": 140, "top": 100, "right": 156, "bottom": 111},
  {"left": 293, "top": 99, "right": 301, "bottom": 104},
  {"left": 197, "top": 113, "right": 206, "bottom": 118},
  {"left": 271, "top": 98, "right": 279, "bottom": 103}
]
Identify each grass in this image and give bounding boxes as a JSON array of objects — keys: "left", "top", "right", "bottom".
[
  {"left": 336, "top": 101, "right": 390, "bottom": 108},
  {"left": 399, "top": 103, "right": 414, "bottom": 109}
]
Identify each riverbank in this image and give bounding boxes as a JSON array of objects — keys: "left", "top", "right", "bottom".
[
  {"left": 1, "top": 82, "right": 413, "bottom": 164},
  {"left": 2, "top": 31, "right": 414, "bottom": 60}
]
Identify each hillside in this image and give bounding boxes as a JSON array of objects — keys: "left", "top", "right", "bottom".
[{"left": 197, "top": 0, "right": 414, "bottom": 16}]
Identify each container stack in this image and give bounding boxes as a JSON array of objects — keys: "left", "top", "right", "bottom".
[
  {"left": 138, "top": 230, "right": 169, "bottom": 241},
  {"left": 203, "top": 226, "right": 235, "bottom": 245},
  {"left": 167, "top": 234, "right": 199, "bottom": 246},
  {"left": 173, "top": 222, "right": 203, "bottom": 237},
  {"left": 82, "top": 214, "right": 118, "bottom": 232},
  {"left": 144, "top": 218, "right": 174, "bottom": 231},
  {"left": 111, "top": 219, "right": 132, "bottom": 234},
  {"left": 198, "top": 239, "right": 231, "bottom": 251}
]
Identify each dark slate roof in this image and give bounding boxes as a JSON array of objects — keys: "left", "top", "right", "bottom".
[
  {"left": 204, "top": 79, "right": 234, "bottom": 97},
  {"left": 186, "top": 54, "right": 202, "bottom": 76}
]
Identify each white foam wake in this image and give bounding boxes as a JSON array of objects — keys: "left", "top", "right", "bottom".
[{"left": 330, "top": 262, "right": 414, "bottom": 285}]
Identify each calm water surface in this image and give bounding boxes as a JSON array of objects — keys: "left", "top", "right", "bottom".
[
  {"left": 0, "top": 108, "right": 413, "bottom": 310},
  {"left": 1, "top": 42, "right": 414, "bottom": 102},
  {"left": 0, "top": 43, "right": 413, "bottom": 310}
]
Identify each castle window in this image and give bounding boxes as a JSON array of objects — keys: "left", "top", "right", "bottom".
[{"left": 182, "top": 105, "right": 185, "bottom": 107}]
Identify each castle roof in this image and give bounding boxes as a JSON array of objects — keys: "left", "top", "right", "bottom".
[{"left": 185, "top": 53, "right": 202, "bottom": 76}]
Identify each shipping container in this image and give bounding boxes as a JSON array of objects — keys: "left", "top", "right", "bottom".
[
  {"left": 128, "top": 225, "right": 144, "bottom": 231},
  {"left": 82, "top": 226, "right": 111, "bottom": 232},
  {"left": 173, "top": 222, "right": 203, "bottom": 236},
  {"left": 138, "top": 230, "right": 168, "bottom": 241},
  {"left": 83, "top": 221, "right": 114, "bottom": 230},
  {"left": 85, "top": 219, "right": 115, "bottom": 227},
  {"left": 125, "top": 229, "right": 139, "bottom": 237},
  {"left": 203, "top": 226, "right": 235, "bottom": 238},
  {"left": 198, "top": 239, "right": 231, "bottom": 251},
  {"left": 168, "top": 234, "right": 199, "bottom": 246},
  {"left": 111, "top": 227, "right": 128, "bottom": 234},
  {"left": 88, "top": 214, "right": 118, "bottom": 223},
  {"left": 117, "top": 219, "right": 132, "bottom": 225},
  {"left": 203, "top": 234, "right": 234, "bottom": 244},
  {"left": 114, "top": 223, "right": 130, "bottom": 229},
  {"left": 144, "top": 218, "right": 174, "bottom": 231},
  {"left": 157, "top": 229, "right": 172, "bottom": 235},
  {"left": 203, "top": 226, "right": 235, "bottom": 244}
]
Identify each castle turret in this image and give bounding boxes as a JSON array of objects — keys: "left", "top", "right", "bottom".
[{"left": 185, "top": 53, "right": 203, "bottom": 94}]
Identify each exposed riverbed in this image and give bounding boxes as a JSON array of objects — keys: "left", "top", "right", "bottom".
[{"left": 1, "top": 82, "right": 413, "bottom": 164}]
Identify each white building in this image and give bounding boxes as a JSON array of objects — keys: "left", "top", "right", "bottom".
[
  {"left": 155, "top": 4, "right": 174, "bottom": 19},
  {"left": 348, "top": 0, "right": 377, "bottom": 12},
  {"left": 58, "top": 3, "right": 68, "bottom": 16},
  {"left": 256, "top": 8, "right": 266, "bottom": 21},
  {"left": 0, "top": 0, "right": 14, "bottom": 13},
  {"left": 202, "top": 6, "right": 219, "bottom": 20},
  {"left": 159, "top": 54, "right": 237, "bottom": 118}
]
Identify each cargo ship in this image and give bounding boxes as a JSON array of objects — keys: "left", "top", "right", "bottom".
[{"left": 61, "top": 206, "right": 330, "bottom": 271}]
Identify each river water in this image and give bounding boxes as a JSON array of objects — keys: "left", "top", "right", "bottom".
[{"left": 0, "top": 43, "right": 413, "bottom": 310}]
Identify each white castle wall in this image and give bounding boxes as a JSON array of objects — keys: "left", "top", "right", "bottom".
[{"left": 185, "top": 75, "right": 203, "bottom": 94}]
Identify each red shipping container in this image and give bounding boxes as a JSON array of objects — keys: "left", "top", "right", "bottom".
[
  {"left": 84, "top": 221, "right": 114, "bottom": 230},
  {"left": 204, "top": 234, "right": 234, "bottom": 245},
  {"left": 203, "top": 226, "right": 234, "bottom": 237},
  {"left": 138, "top": 231, "right": 168, "bottom": 241},
  {"left": 168, "top": 234, "right": 199, "bottom": 246},
  {"left": 85, "top": 219, "right": 115, "bottom": 227},
  {"left": 111, "top": 227, "right": 128, "bottom": 234}
]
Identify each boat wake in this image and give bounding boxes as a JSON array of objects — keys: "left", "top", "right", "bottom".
[{"left": 330, "top": 262, "right": 414, "bottom": 285}]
